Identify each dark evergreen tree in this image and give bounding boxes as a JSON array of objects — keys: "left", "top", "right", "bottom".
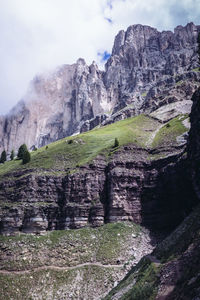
[
  {"left": 17, "top": 144, "right": 28, "bottom": 159},
  {"left": 22, "top": 150, "right": 31, "bottom": 164},
  {"left": 0, "top": 150, "right": 7, "bottom": 163},
  {"left": 10, "top": 150, "right": 15, "bottom": 161}
]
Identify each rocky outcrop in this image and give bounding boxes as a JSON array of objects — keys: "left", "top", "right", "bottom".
[
  {"left": 104, "top": 204, "right": 200, "bottom": 300},
  {"left": 0, "top": 60, "right": 110, "bottom": 153},
  {"left": 104, "top": 22, "right": 199, "bottom": 113},
  {"left": 0, "top": 143, "right": 197, "bottom": 235},
  {"left": 0, "top": 23, "right": 199, "bottom": 153},
  {"left": 103, "top": 85, "right": 200, "bottom": 300},
  {"left": 80, "top": 75, "right": 200, "bottom": 131}
]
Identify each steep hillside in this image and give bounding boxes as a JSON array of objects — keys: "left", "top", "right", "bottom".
[
  {"left": 103, "top": 204, "right": 200, "bottom": 300},
  {"left": 0, "top": 22, "right": 200, "bottom": 300},
  {"left": 0, "top": 107, "right": 198, "bottom": 299},
  {"left": 103, "top": 88, "right": 200, "bottom": 300},
  {"left": 0, "top": 222, "right": 156, "bottom": 300},
  {"left": 0, "top": 113, "right": 197, "bottom": 235}
]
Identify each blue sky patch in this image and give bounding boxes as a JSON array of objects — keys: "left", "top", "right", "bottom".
[{"left": 98, "top": 51, "right": 111, "bottom": 62}]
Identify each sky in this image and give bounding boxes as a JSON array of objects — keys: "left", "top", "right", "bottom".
[{"left": 0, "top": 0, "right": 199, "bottom": 115}]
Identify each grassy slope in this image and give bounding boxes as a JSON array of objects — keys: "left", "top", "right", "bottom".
[
  {"left": 0, "top": 222, "right": 143, "bottom": 300},
  {"left": 0, "top": 114, "right": 188, "bottom": 180},
  {"left": 0, "top": 222, "right": 141, "bottom": 270},
  {"left": 104, "top": 257, "right": 159, "bottom": 300},
  {"left": 152, "top": 115, "right": 188, "bottom": 148}
]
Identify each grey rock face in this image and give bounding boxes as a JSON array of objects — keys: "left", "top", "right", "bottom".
[
  {"left": 0, "top": 22, "right": 199, "bottom": 153},
  {"left": 0, "top": 60, "right": 110, "bottom": 152},
  {"left": 104, "top": 22, "right": 199, "bottom": 114}
]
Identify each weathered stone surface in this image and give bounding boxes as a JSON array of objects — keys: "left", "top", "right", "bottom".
[
  {"left": 0, "top": 145, "right": 197, "bottom": 235},
  {"left": 104, "top": 22, "right": 199, "bottom": 114},
  {"left": 0, "top": 60, "right": 110, "bottom": 152},
  {"left": 0, "top": 23, "right": 199, "bottom": 153}
]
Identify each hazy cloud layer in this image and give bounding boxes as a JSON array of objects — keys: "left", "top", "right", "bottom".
[{"left": 0, "top": 0, "right": 199, "bottom": 114}]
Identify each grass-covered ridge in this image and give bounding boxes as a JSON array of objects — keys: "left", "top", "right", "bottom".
[
  {"left": 0, "top": 113, "right": 189, "bottom": 179},
  {"left": 0, "top": 114, "right": 160, "bottom": 177}
]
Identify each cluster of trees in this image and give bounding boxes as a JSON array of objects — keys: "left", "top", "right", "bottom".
[{"left": 0, "top": 144, "right": 31, "bottom": 164}]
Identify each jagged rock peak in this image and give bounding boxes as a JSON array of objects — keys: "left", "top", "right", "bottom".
[
  {"left": 0, "top": 22, "right": 199, "bottom": 153},
  {"left": 111, "top": 22, "right": 198, "bottom": 57}
]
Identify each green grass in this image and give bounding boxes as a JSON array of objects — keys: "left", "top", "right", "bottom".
[
  {"left": 0, "top": 222, "right": 141, "bottom": 270},
  {"left": 0, "top": 222, "right": 143, "bottom": 299},
  {"left": 104, "top": 257, "right": 159, "bottom": 300},
  {"left": 152, "top": 115, "right": 188, "bottom": 148},
  {"left": 0, "top": 266, "right": 119, "bottom": 300},
  {"left": 104, "top": 204, "right": 200, "bottom": 300},
  {"left": 0, "top": 113, "right": 189, "bottom": 180},
  {"left": 0, "top": 114, "right": 160, "bottom": 179}
]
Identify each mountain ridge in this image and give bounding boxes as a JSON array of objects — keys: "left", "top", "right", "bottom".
[{"left": 0, "top": 22, "right": 199, "bottom": 153}]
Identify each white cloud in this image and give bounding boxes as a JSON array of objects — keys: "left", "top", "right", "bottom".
[{"left": 0, "top": 0, "right": 199, "bottom": 114}]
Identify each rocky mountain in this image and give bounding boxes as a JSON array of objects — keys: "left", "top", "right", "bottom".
[
  {"left": 0, "top": 104, "right": 198, "bottom": 299},
  {"left": 104, "top": 88, "right": 200, "bottom": 300},
  {"left": 0, "top": 21, "right": 200, "bottom": 300},
  {"left": 0, "top": 86, "right": 200, "bottom": 299},
  {"left": 0, "top": 22, "right": 199, "bottom": 153}
]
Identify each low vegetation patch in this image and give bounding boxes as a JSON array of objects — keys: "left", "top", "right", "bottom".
[
  {"left": 104, "top": 257, "right": 159, "bottom": 300},
  {"left": 152, "top": 115, "right": 188, "bottom": 148},
  {"left": 0, "top": 222, "right": 141, "bottom": 271}
]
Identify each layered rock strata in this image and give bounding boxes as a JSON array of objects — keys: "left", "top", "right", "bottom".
[{"left": 0, "top": 144, "right": 197, "bottom": 235}]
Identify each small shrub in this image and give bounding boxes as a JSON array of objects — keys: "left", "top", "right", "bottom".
[
  {"left": 166, "top": 123, "right": 170, "bottom": 128},
  {"left": 68, "top": 139, "right": 73, "bottom": 144},
  {"left": 46, "top": 145, "right": 48, "bottom": 150}
]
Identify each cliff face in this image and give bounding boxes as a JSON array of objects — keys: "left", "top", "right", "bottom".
[
  {"left": 0, "top": 22, "right": 200, "bottom": 300},
  {"left": 0, "top": 22, "right": 199, "bottom": 153},
  {"left": 103, "top": 90, "right": 200, "bottom": 300},
  {"left": 0, "top": 130, "right": 197, "bottom": 235},
  {"left": 188, "top": 87, "right": 200, "bottom": 199},
  {"left": 104, "top": 22, "right": 199, "bottom": 113},
  {"left": 0, "top": 59, "right": 110, "bottom": 152}
]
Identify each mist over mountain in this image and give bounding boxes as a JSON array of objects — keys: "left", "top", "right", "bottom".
[{"left": 0, "top": 22, "right": 199, "bottom": 154}]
